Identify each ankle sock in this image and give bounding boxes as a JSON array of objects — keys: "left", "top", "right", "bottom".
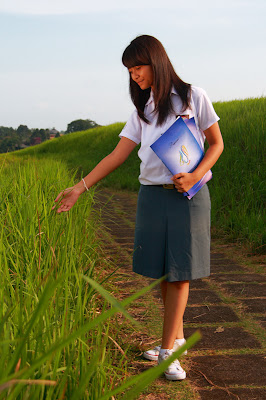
[
  {"left": 159, "top": 348, "right": 171, "bottom": 356},
  {"left": 160, "top": 339, "right": 185, "bottom": 355},
  {"left": 175, "top": 338, "right": 186, "bottom": 345}
]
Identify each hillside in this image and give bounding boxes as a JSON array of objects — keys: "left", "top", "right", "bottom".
[{"left": 11, "top": 97, "right": 265, "bottom": 254}]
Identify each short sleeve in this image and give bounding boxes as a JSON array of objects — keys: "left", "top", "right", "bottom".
[
  {"left": 192, "top": 87, "right": 220, "bottom": 132},
  {"left": 119, "top": 109, "right": 142, "bottom": 144}
]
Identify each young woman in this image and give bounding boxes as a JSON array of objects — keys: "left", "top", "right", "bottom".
[{"left": 53, "top": 35, "right": 224, "bottom": 381}]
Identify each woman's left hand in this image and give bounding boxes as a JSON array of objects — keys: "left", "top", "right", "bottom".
[{"left": 171, "top": 172, "right": 198, "bottom": 193}]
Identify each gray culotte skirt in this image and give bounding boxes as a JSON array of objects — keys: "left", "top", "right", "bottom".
[{"left": 133, "top": 184, "right": 211, "bottom": 282}]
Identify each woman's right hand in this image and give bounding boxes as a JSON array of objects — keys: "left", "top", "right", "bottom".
[
  {"left": 52, "top": 186, "right": 83, "bottom": 213},
  {"left": 51, "top": 137, "right": 137, "bottom": 214}
]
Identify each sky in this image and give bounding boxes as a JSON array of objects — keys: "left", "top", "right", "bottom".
[{"left": 0, "top": 0, "right": 265, "bottom": 131}]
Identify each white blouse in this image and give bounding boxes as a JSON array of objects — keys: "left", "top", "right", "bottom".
[{"left": 119, "top": 86, "right": 219, "bottom": 185}]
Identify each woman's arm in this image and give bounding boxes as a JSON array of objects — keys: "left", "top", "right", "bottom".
[
  {"left": 172, "top": 122, "right": 224, "bottom": 193},
  {"left": 53, "top": 137, "right": 137, "bottom": 213}
]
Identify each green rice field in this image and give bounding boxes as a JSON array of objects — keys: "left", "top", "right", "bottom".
[{"left": 0, "top": 156, "right": 199, "bottom": 398}]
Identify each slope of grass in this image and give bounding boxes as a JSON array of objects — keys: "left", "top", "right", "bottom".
[
  {"left": 210, "top": 97, "right": 265, "bottom": 253},
  {"left": 17, "top": 123, "right": 140, "bottom": 191},
  {"left": 12, "top": 97, "right": 265, "bottom": 253}
]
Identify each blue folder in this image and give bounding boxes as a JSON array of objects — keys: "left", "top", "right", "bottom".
[{"left": 150, "top": 117, "right": 212, "bottom": 199}]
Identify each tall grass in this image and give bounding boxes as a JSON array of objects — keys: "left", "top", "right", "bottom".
[
  {"left": 0, "top": 157, "right": 112, "bottom": 399},
  {"left": 0, "top": 156, "right": 200, "bottom": 398},
  {"left": 13, "top": 97, "right": 265, "bottom": 253},
  {"left": 211, "top": 97, "right": 265, "bottom": 253}
]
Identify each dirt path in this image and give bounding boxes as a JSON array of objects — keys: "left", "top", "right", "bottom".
[{"left": 94, "top": 188, "right": 266, "bottom": 400}]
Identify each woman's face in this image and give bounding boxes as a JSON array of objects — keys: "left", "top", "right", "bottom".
[{"left": 128, "top": 65, "right": 154, "bottom": 90}]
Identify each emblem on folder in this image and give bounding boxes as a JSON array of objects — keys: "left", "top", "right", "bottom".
[{"left": 179, "top": 145, "right": 190, "bottom": 166}]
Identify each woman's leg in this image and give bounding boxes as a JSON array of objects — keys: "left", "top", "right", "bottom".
[
  {"left": 160, "top": 281, "right": 187, "bottom": 340},
  {"left": 160, "top": 280, "right": 189, "bottom": 349}
]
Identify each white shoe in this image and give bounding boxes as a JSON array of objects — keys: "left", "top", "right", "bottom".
[
  {"left": 158, "top": 349, "right": 186, "bottom": 381},
  {"left": 143, "top": 339, "right": 187, "bottom": 361},
  {"left": 143, "top": 345, "right": 161, "bottom": 361}
]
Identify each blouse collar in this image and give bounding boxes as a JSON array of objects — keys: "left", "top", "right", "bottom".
[{"left": 145, "top": 86, "right": 179, "bottom": 106}]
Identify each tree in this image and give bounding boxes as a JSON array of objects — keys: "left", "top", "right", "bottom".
[
  {"left": 0, "top": 136, "right": 18, "bottom": 153},
  {"left": 30, "top": 129, "right": 41, "bottom": 145},
  {"left": 39, "top": 129, "right": 50, "bottom": 142},
  {"left": 17, "top": 125, "right": 30, "bottom": 139},
  {"left": 0, "top": 126, "right": 16, "bottom": 140},
  {"left": 66, "top": 119, "right": 99, "bottom": 134}
]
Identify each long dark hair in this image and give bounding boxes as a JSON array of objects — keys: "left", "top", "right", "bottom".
[{"left": 122, "top": 35, "right": 191, "bottom": 125}]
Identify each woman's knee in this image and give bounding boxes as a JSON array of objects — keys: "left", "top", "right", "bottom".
[{"left": 170, "top": 280, "right": 189, "bottom": 288}]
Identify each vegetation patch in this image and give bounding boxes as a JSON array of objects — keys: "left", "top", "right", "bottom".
[{"left": 12, "top": 97, "right": 265, "bottom": 254}]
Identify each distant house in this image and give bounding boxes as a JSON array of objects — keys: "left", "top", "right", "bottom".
[{"left": 49, "top": 128, "right": 59, "bottom": 138}]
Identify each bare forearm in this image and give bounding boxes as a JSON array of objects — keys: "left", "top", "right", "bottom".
[
  {"left": 53, "top": 137, "right": 137, "bottom": 213},
  {"left": 192, "top": 122, "right": 224, "bottom": 181},
  {"left": 193, "top": 142, "right": 224, "bottom": 181},
  {"left": 74, "top": 153, "right": 124, "bottom": 194}
]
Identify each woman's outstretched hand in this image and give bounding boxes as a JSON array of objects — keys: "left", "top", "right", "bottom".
[
  {"left": 52, "top": 186, "right": 83, "bottom": 213},
  {"left": 171, "top": 172, "right": 198, "bottom": 193}
]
